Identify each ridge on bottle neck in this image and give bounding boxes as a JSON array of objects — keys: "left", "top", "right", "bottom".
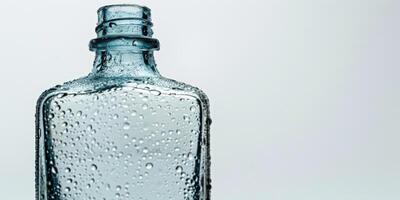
[{"left": 89, "top": 4, "right": 160, "bottom": 77}]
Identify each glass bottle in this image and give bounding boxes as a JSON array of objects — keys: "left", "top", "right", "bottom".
[{"left": 35, "top": 4, "right": 211, "bottom": 200}]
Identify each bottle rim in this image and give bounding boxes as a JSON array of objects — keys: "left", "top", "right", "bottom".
[{"left": 97, "top": 4, "right": 151, "bottom": 13}]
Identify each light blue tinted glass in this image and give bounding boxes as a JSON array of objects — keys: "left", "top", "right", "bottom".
[{"left": 36, "top": 4, "right": 211, "bottom": 200}]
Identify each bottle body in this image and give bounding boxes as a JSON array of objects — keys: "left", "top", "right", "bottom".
[
  {"left": 35, "top": 4, "right": 211, "bottom": 200},
  {"left": 36, "top": 76, "right": 211, "bottom": 200}
]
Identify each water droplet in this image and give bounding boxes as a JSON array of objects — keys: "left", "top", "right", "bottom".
[
  {"left": 187, "top": 153, "right": 194, "bottom": 160},
  {"left": 65, "top": 187, "right": 71, "bottom": 192},
  {"left": 65, "top": 167, "right": 71, "bottom": 173},
  {"left": 143, "top": 148, "right": 149, "bottom": 153},
  {"left": 51, "top": 166, "right": 58, "bottom": 174},
  {"left": 206, "top": 117, "right": 212, "bottom": 125},
  {"left": 145, "top": 163, "right": 153, "bottom": 169},
  {"left": 176, "top": 166, "right": 183, "bottom": 173},
  {"left": 142, "top": 103, "right": 148, "bottom": 110},
  {"left": 183, "top": 115, "right": 190, "bottom": 121},
  {"left": 190, "top": 106, "right": 196, "bottom": 112},
  {"left": 123, "top": 122, "right": 130, "bottom": 130},
  {"left": 91, "top": 164, "right": 97, "bottom": 170},
  {"left": 150, "top": 90, "right": 161, "bottom": 96},
  {"left": 109, "top": 22, "right": 117, "bottom": 28},
  {"left": 55, "top": 105, "right": 61, "bottom": 111}
]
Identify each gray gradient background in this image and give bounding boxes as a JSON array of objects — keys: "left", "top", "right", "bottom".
[{"left": 0, "top": 0, "right": 399, "bottom": 199}]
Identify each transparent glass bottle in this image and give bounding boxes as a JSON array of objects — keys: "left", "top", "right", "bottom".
[{"left": 35, "top": 4, "right": 211, "bottom": 200}]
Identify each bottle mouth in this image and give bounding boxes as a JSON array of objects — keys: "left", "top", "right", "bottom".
[{"left": 90, "top": 4, "right": 159, "bottom": 52}]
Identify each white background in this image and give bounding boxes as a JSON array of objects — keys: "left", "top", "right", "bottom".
[{"left": 1, "top": 0, "right": 400, "bottom": 199}]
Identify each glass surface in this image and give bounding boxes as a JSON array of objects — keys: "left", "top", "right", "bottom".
[{"left": 35, "top": 4, "right": 211, "bottom": 200}]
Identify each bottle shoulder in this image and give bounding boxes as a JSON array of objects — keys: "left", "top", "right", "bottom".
[
  {"left": 36, "top": 76, "right": 88, "bottom": 108},
  {"left": 37, "top": 75, "right": 210, "bottom": 112},
  {"left": 151, "top": 76, "right": 210, "bottom": 104}
]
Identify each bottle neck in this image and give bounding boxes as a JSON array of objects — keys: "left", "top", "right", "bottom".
[
  {"left": 91, "top": 50, "right": 159, "bottom": 77},
  {"left": 89, "top": 5, "right": 160, "bottom": 78}
]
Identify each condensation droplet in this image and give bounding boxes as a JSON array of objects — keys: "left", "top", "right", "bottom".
[
  {"left": 176, "top": 166, "right": 183, "bottom": 173},
  {"left": 116, "top": 185, "right": 122, "bottom": 191},
  {"left": 150, "top": 90, "right": 161, "bottom": 96},
  {"left": 183, "top": 115, "right": 190, "bottom": 121},
  {"left": 51, "top": 166, "right": 58, "bottom": 174},
  {"left": 109, "top": 22, "right": 117, "bottom": 28},
  {"left": 55, "top": 105, "right": 61, "bottom": 111},
  {"left": 145, "top": 163, "right": 153, "bottom": 169},
  {"left": 123, "top": 122, "right": 130, "bottom": 130},
  {"left": 187, "top": 153, "right": 194, "bottom": 160},
  {"left": 91, "top": 164, "right": 98, "bottom": 171}
]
